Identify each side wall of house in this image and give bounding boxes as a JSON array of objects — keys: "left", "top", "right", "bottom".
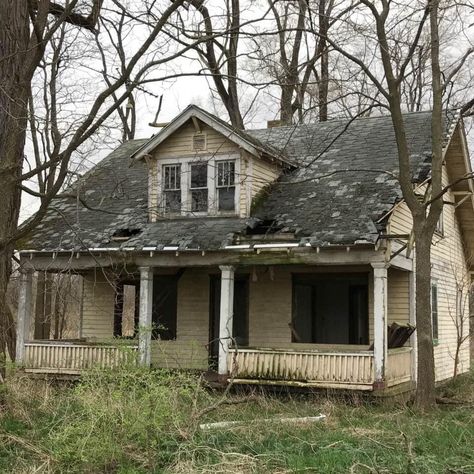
[
  {"left": 81, "top": 270, "right": 115, "bottom": 341},
  {"left": 388, "top": 163, "right": 471, "bottom": 382}
]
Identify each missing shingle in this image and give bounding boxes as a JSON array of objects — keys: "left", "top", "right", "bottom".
[{"left": 111, "top": 228, "right": 141, "bottom": 241}]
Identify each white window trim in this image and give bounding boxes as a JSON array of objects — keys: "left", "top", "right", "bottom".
[
  {"left": 431, "top": 279, "right": 439, "bottom": 343},
  {"left": 156, "top": 153, "right": 240, "bottom": 217}
]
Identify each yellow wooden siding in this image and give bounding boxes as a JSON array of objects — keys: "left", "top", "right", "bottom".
[
  {"left": 151, "top": 268, "right": 209, "bottom": 370},
  {"left": 388, "top": 158, "right": 471, "bottom": 381},
  {"left": 81, "top": 271, "right": 115, "bottom": 341},
  {"left": 153, "top": 122, "right": 238, "bottom": 158},
  {"left": 387, "top": 268, "right": 410, "bottom": 326}
]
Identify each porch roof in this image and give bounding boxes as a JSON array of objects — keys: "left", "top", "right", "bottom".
[{"left": 18, "top": 110, "right": 458, "bottom": 253}]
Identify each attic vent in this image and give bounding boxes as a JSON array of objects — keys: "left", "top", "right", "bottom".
[
  {"left": 193, "top": 133, "right": 207, "bottom": 151},
  {"left": 111, "top": 228, "right": 141, "bottom": 242}
]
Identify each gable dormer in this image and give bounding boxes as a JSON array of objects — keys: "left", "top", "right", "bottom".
[{"left": 132, "top": 105, "right": 293, "bottom": 222}]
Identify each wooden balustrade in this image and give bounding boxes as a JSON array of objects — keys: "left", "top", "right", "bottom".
[
  {"left": 23, "top": 341, "right": 138, "bottom": 375},
  {"left": 386, "top": 347, "right": 412, "bottom": 387},
  {"left": 228, "top": 348, "right": 375, "bottom": 390}
]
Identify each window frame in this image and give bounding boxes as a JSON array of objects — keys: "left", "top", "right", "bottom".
[
  {"left": 162, "top": 163, "right": 182, "bottom": 214},
  {"left": 215, "top": 159, "right": 237, "bottom": 213},
  {"left": 431, "top": 280, "right": 439, "bottom": 343},
  {"left": 189, "top": 161, "right": 209, "bottom": 214},
  {"left": 156, "top": 154, "right": 240, "bottom": 217}
]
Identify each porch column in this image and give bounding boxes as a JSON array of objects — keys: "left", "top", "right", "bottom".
[
  {"left": 138, "top": 266, "right": 153, "bottom": 367},
  {"left": 16, "top": 269, "right": 33, "bottom": 364},
  {"left": 372, "top": 263, "right": 388, "bottom": 388},
  {"left": 218, "top": 265, "right": 235, "bottom": 375}
]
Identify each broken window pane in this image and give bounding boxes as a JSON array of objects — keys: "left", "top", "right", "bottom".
[
  {"left": 163, "top": 164, "right": 181, "bottom": 213},
  {"left": 191, "top": 189, "right": 208, "bottom": 212},
  {"left": 190, "top": 163, "right": 208, "bottom": 212},
  {"left": 164, "top": 190, "right": 181, "bottom": 212},
  {"left": 218, "top": 187, "right": 235, "bottom": 211},
  {"left": 163, "top": 164, "right": 181, "bottom": 190},
  {"left": 217, "top": 160, "right": 235, "bottom": 187}
]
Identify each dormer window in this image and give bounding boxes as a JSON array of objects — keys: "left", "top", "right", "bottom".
[
  {"left": 190, "top": 162, "right": 208, "bottom": 212},
  {"left": 159, "top": 156, "right": 239, "bottom": 217},
  {"left": 163, "top": 164, "right": 181, "bottom": 212},
  {"left": 216, "top": 160, "right": 236, "bottom": 211}
]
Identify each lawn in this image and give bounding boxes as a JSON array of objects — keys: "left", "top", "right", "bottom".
[{"left": 0, "top": 367, "right": 473, "bottom": 473}]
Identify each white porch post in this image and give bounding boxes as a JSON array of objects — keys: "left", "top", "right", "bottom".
[
  {"left": 138, "top": 266, "right": 153, "bottom": 367},
  {"left": 372, "top": 263, "right": 388, "bottom": 388},
  {"left": 218, "top": 265, "right": 235, "bottom": 375},
  {"left": 16, "top": 269, "right": 33, "bottom": 364}
]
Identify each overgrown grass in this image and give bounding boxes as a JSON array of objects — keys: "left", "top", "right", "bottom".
[{"left": 1, "top": 367, "right": 473, "bottom": 473}]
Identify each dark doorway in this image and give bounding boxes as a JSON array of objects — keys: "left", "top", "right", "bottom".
[
  {"left": 292, "top": 273, "right": 369, "bottom": 345},
  {"left": 209, "top": 274, "right": 249, "bottom": 368}
]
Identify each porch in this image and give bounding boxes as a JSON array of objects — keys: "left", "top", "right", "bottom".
[
  {"left": 228, "top": 346, "right": 412, "bottom": 390},
  {"left": 16, "top": 252, "right": 416, "bottom": 391},
  {"left": 23, "top": 340, "right": 138, "bottom": 375}
]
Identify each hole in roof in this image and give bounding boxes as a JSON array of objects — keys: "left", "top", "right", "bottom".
[
  {"left": 111, "top": 228, "right": 141, "bottom": 241},
  {"left": 246, "top": 219, "right": 283, "bottom": 236}
]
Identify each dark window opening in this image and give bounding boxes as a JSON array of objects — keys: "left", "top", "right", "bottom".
[
  {"left": 152, "top": 274, "right": 183, "bottom": 340},
  {"left": 163, "top": 164, "right": 181, "bottom": 213},
  {"left": 431, "top": 281, "right": 439, "bottom": 340},
  {"left": 292, "top": 274, "right": 369, "bottom": 345},
  {"left": 190, "top": 162, "right": 208, "bottom": 212},
  {"left": 216, "top": 160, "right": 235, "bottom": 212}
]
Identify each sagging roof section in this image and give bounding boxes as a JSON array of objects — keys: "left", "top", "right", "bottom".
[{"left": 18, "top": 109, "right": 462, "bottom": 253}]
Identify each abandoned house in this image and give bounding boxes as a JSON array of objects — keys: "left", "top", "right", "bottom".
[{"left": 15, "top": 105, "right": 473, "bottom": 393}]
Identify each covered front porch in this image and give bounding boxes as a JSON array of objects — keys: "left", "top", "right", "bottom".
[{"left": 16, "top": 248, "right": 416, "bottom": 391}]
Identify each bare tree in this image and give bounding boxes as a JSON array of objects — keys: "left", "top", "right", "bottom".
[
  {"left": 0, "top": 0, "right": 189, "bottom": 378},
  {"left": 316, "top": 0, "right": 473, "bottom": 410}
]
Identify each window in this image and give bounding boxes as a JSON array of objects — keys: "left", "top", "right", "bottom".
[
  {"left": 435, "top": 208, "right": 444, "bottom": 235},
  {"left": 216, "top": 160, "right": 236, "bottom": 211},
  {"left": 152, "top": 276, "right": 178, "bottom": 340},
  {"left": 431, "top": 281, "right": 439, "bottom": 341},
  {"left": 163, "top": 164, "right": 181, "bottom": 213},
  {"left": 190, "top": 162, "right": 208, "bottom": 212}
]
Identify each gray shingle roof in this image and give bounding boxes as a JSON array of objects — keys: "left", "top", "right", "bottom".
[{"left": 19, "top": 110, "right": 456, "bottom": 252}]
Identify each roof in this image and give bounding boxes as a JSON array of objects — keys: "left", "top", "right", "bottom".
[
  {"left": 246, "top": 111, "right": 453, "bottom": 246},
  {"left": 18, "top": 109, "right": 458, "bottom": 253},
  {"left": 131, "top": 104, "right": 293, "bottom": 167}
]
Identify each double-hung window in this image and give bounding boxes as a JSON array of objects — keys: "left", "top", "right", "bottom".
[
  {"left": 190, "top": 162, "right": 208, "bottom": 212},
  {"left": 216, "top": 160, "right": 236, "bottom": 211},
  {"left": 163, "top": 164, "right": 181, "bottom": 213}
]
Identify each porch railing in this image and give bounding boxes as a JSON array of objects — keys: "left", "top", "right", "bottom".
[
  {"left": 386, "top": 347, "right": 412, "bottom": 387},
  {"left": 228, "top": 348, "right": 375, "bottom": 390},
  {"left": 23, "top": 341, "right": 138, "bottom": 375}
]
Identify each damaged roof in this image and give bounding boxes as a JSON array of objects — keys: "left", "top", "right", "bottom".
[{"left": 18, "top": 109, "right": 457, "bottom": 253}]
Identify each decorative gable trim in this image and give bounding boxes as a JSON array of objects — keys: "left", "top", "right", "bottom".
[{"left": 131, "top": 104, "right": 293, "bottom": 168}]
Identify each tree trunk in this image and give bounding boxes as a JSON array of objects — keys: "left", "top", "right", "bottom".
[
  {"left": 413, "top": 225, "right": 436, "bottom": 410},
  {"left": 0, "top": 0, "right": 31, "bottom": 379}
]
